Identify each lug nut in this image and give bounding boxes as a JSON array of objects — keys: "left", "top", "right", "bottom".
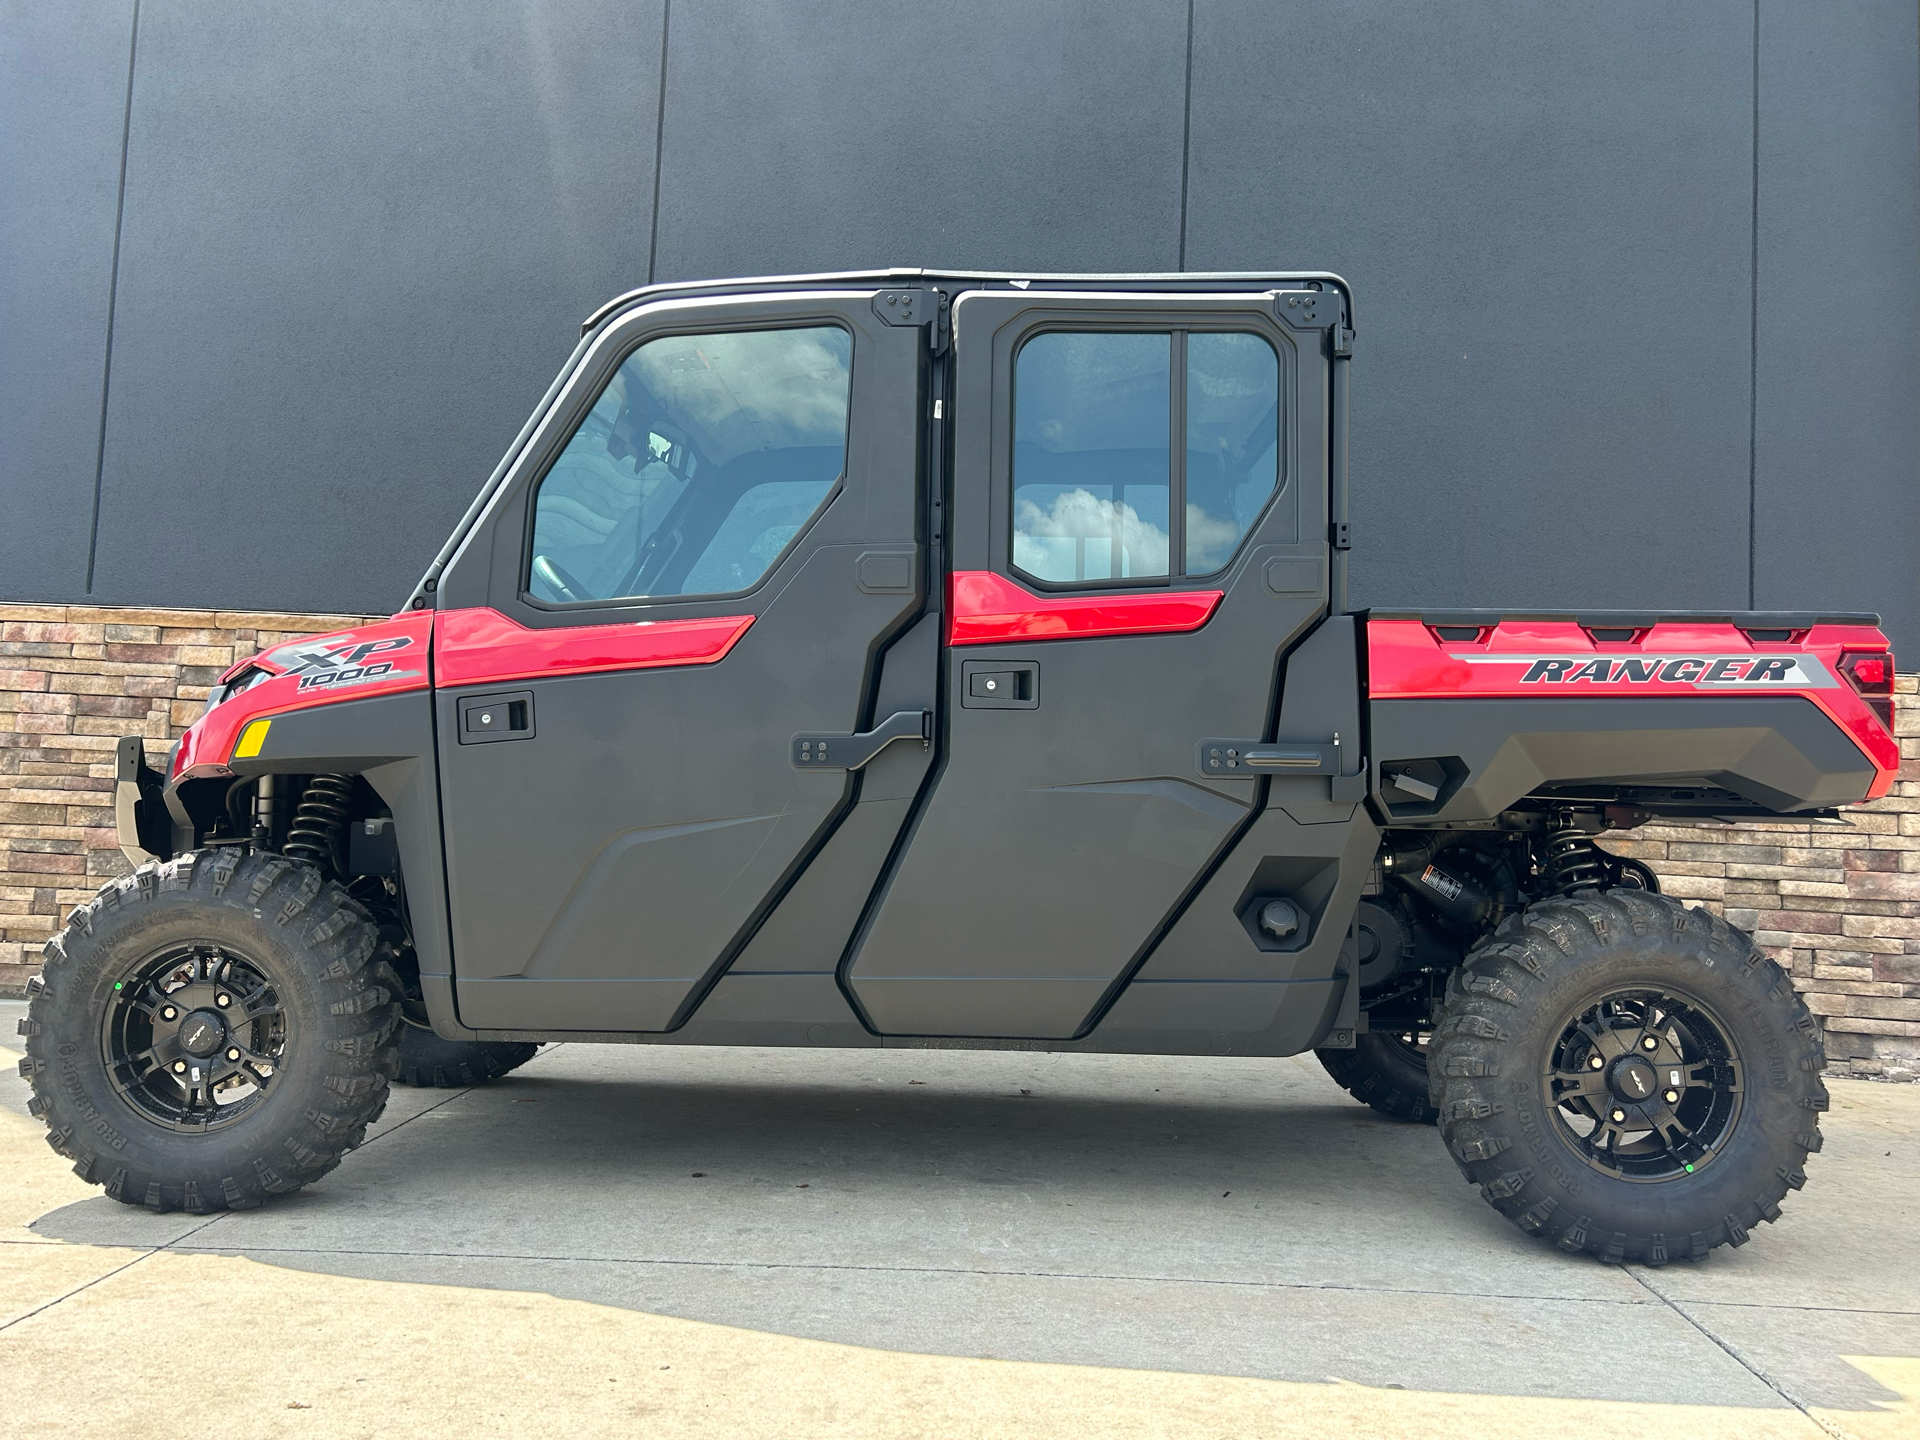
[
  {"left": 1610, "top": 1109, "right": 1627, "bottom": 1123},
  {"left": 1664, "top": 1089, "right": 1680, "bottom": 1104},
  {"left": 161, "top": 1006, "right": 178, "bottom": 1022},
  {"left": 215, "top": 994, "right": 231, "bottom": 1008},
  {"left": 173, "top": 1060, "right": 187, "bottom": 1073},
  {"left": 226, "top": 1048, "right": 241, "bottom": 1062},
  {"left": 1642, "top": 1036, "right": 1658, "bottom": 1051},
  {"left": 1589, "top": 1055, "right": 1605, "bottom": 1070}
]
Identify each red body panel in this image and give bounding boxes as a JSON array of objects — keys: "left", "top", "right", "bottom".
[
  {"left": 948, "top": 570, "right": 1223, "bottom": 645},
  {"left": 1368, "top": 617, "right": 1900, "bottom": 799},
  {"left": 173, "top": 605, "right": 755, "bottom": 779},
  {"left": 432, "top": 607, "right": 755, "bottom": 687},
  {"left": 172, "top": 611, "right": 434, "bottom": 779}
]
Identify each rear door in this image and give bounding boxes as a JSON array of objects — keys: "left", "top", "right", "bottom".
[
  {"left": 434, "top": 290, "right": 931, "bottom": 1031},
  {"left": 845, "top": 289, "right": 1340, "bottom": 1037}
]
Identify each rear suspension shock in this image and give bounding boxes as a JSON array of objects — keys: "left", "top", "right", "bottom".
[
  {"left": 1541, "top": 810, "right": 1605, "bottom": 895},
  {"left": 283, "top": 774, "right": 354, "bottom": 875}
]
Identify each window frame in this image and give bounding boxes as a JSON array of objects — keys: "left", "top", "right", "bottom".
[
  {"left": 1006, "top": 321, "right": 1287, "bottom": 593},
  {"left": 517, "top": 317, "right": 857, "bottom": 612}
]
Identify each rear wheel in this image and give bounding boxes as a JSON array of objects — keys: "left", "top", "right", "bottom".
[
  {"left": 1317, "top": 1029, "right": 1438, "bottom": 1123},
  {"left": 18, "top": 852, "right": 400, "bottom": 1212},
  {"left": 1429, "top": 890, "right": 1826, "bottom": 1263},
  {"left": 394, "top": 1022, "right": 538, "bottom": 1088}
]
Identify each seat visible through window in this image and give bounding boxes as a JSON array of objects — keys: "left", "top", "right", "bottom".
[{"left": 528, "top": 326, "right": 853, "bottom": 604}]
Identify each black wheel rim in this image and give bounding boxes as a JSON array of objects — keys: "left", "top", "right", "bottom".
[
  {"left": 100, "top": 943, "right": 288, "bottom": 1132},
  {"left": 1383, "top": 1029, "right": 1430, "bottom": 1068},
  {"left": 1543, "top": 986, "right": 1743, "bottom": 1182}
]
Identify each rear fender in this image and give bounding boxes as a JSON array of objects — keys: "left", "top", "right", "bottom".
[{"left": 1366, "top": 614, "right": 1898, "bottom": 819}]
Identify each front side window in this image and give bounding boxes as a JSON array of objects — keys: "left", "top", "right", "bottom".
[
  {"left": 1012, "top": 328, "right": 1280, "bottom": 585},
  {"left": 528, "top": 325, "right": 852, "bottom": 604}
]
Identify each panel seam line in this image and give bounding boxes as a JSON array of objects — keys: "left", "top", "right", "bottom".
[
  {"left": 644, "top": 0, "right": 672, "bottom": 285},
  {"left": 1747, "top": 0, "right": 1760, "bottom": 610},
  {"left": 1176, "top": 0, "right": 1196, "bottom": 270},
  {"left": 84, "top": 0, "right": 141, "bottom": 594}
]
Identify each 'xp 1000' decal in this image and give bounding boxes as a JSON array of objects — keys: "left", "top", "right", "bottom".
[
  {"left": 1457, "top": 653, "right": 1839, "bottom": 688},
  {"left": 260, "top": 636, "right": 424, "bottom": 693}
]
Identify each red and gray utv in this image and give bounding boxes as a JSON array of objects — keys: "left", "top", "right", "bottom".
[{"left": 22, "top": 271, "right": 1898, "bottom": 1262}]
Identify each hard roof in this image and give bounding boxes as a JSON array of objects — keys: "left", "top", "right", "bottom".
[{"left": 581, "top": 268, "right": 1353, "bottom": 337}]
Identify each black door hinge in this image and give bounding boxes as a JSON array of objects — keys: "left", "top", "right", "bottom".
[
  {"left": 873, "top": 289, "right": 950, "bottom": 352},
  {"left": 1329, "top": 521, "right": 1351, "bottom": 550},
  {"left": 1274, "top": 290, "right": 1353, "bottom": 356}
]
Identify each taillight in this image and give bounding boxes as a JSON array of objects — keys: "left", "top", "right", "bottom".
[{"left": 1839, "top": 649, "right": 1896, "bottom": 734}]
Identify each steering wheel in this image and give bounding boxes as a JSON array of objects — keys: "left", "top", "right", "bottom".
[{"left": 531, "top": 554, "right": 590, "bottom": 604}]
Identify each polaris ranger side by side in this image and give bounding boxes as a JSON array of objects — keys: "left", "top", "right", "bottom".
[{"left": 23, "top": 271, "right": 1898, "bottom": 1262}]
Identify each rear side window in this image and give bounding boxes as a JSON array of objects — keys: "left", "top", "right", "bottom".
[
  {"left": 1013, "top": 332, "right": 1172, "bottom": 582},
  {"left": 527, "top": 325, "right": 853, "bottom": 604},
  {"left": 1012, "top": 329, "right": 1279, "bottom": 585}
]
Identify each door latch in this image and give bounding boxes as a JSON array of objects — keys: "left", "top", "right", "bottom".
[
  {"left": 793, "top": 710, "right": 931, "bottom": 770},
  {"left": 457, "top": 691, "right": 535, "bottom": 745}
]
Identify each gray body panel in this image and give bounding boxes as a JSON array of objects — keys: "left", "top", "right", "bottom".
[
  {"left": 434, "top": 290, "right": 930, "bottom": 1033},
  {"left": 844, "top": 290, "right": 1350, "bottom": 1041}
]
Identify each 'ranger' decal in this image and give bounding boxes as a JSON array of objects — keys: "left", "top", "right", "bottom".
[{"left": 1456, "top": 654, "right": 1838, "bottom": 688}]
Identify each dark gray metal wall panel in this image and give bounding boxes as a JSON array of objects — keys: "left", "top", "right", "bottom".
[
  {"left": 0, "top": 0, "right": 134, "bottom": 599},
  {"left": 87, "top": 0, "right": 662, "bottom": 615},
  {"left": 649, "top": 0, "right": 1188, "bottom": 280},
  {"left": 1186, "top": 1, "right": 1758, "bottom": 617},
  {"left": 1753, "top": 1, "right": 1920, "bottom": 657}
]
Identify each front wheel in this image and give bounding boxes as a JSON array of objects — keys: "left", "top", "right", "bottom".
[
  {"left": 17, "top": 852, "right": 400, "bottom": 1213},
  {"left": 1429, "top": 891, "right": 1827, "bottom": 1263}
]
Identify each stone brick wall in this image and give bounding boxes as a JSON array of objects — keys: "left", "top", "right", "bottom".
[
  {"left": 0, "top": 604, "right": 378, "bottom": 995},
  {"left": 1, "top": 602, "right": 1915, "bottom": 1080}
]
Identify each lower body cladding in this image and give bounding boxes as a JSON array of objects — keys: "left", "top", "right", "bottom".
[
  {"left": 438, "top": 791, "right": 1379, "bottom": 1060},
  {"left": 1370, "top": 694, "right": 1879, "bottom": 821}
]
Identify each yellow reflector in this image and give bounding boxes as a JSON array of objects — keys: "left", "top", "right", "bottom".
[{"left": 233, "top": 719, "right": 272, "bottom": 759}]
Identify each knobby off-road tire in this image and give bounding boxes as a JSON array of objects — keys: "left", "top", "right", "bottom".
[
  {"left": 17, "top": 851, "right": 401, "bottom": 1213},
  {"left": 395, "top": 1023, "right": 537, "bottom": 1088},
  {"left": 1429, "top": 890, "right": 1826, "bottom": 1264},
  {"left": 1316, "top": 1031, "right": 1439, "bottom": 1123}
]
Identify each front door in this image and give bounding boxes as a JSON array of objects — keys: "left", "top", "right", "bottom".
[
  {"left": 845, "top": 290, "right": 1335, "bottom": 1037},
  {"left": 436, "top": 291, "right": 929, "bottom": 1031}
]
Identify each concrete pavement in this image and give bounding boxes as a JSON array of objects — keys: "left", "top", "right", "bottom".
[{"left": 2, "top": 997, "right": 1915, "bottom": 1437}]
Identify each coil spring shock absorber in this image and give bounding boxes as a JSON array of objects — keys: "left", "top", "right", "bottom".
[
  {"left": 1542, "top": 810, "right": 1606, "bottom": 894},
  {"left": 283, "top": 774, "right": 354, "bottom": 875}
]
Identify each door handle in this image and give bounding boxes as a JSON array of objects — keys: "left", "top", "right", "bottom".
[
  {"left": 1197, "top": 733, "right": 1368, "bottom": 802},
  {"left": 793, "top": 710, "right": 931, "bottom": 770},
  {"left": 1199, "top": 737, "right": 1341, "bottom": 774}
]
